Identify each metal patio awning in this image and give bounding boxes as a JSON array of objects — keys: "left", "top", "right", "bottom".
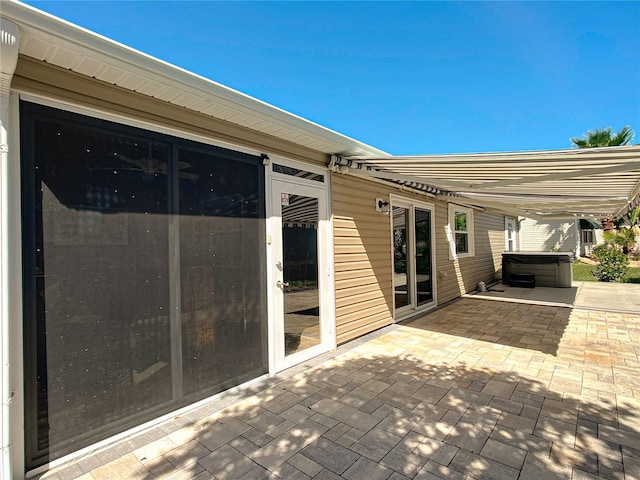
[{"left": 334, "top": 145, "right": 640, "bottom": 220}]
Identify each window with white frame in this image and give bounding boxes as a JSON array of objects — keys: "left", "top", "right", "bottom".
[
  {"left": 505, "top": 217, "right": 516, "bottom": 252},
  {"left": 448, "top": 204, "right": 475, "bottom": 259},
  {"left": 581, "top": 229, "right": 595, "bottom": 244}
]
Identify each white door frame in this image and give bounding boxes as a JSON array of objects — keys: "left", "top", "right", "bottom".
[
  {"left": 505, "top": 216, "right": 516, "bottom": 252},
  {"left": 390, "top": 195, "right": 436, "bottom": 320},
  {"left": 266, "top": 160, "right": 333, "bottom": 373}
]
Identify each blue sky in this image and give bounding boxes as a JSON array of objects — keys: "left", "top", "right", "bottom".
[{"left": 23, "top": 1, "right": 640, "bottom": 154}]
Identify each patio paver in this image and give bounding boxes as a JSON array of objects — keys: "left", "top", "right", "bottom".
[{"left": 39, "top": 296, "right": 640, "bottom": 479}]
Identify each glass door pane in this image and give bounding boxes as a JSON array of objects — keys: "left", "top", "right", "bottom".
[
  {"left": 415, "top": 209, "right": 433, "bottom": 306},
  {"left": 393, "top": 207, "right": 410, "bottom": 310},
  {"left": 393, "top": 201, "right": 434, "bottom": 318},
  {"left": 282, "top": 194, "right": 320, "bottom": 355}
]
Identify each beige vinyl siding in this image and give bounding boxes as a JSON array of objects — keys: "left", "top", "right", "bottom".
[
  {"left": 436, "top": 205, "right": 504, "bottom": 305},
  {"left": 13, "top": 56, "right": 329, "bottom": 166},
  {"left": 332, "top": 174, "right": 506, "bottom": 343},
  {"left": 434, "top": 204, "right": 457, "bottom": 303},
  {"left": 519, "top": 218, "right": 578, "bottom": 252},
  {"left": 332, "top": 174, "right": 394, "bottom": 344}
]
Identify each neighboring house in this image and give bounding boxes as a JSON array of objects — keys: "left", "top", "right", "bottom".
[
  {"left": 518, "top": 217, "right": 604, "bottom": 257},
  {"left": 519, "top": 218, "right": 580, "bottom": 253},
  {"left": 579, "top": 219, "right": 604, "bottom": 257},
  {"left": 1, "top": 4, "right": 639, "bottom": 479}
]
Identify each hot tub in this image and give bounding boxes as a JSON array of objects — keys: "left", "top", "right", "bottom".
[{"left": 502, "top": 251, "right": 575, "bottom": 288}]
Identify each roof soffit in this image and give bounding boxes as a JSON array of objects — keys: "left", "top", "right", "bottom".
[{"left": 4, "top": 0, "right": 387, "bottom": 158}]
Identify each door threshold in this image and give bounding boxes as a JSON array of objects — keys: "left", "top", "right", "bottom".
[{"left": 395, "top": 304, "right": 437, "bottom": 324}]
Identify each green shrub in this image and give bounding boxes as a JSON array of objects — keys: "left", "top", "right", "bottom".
[
  {"left": 591, "top": 244, "right": 609, "bottom": 261},
  {"left": 592, "top": 247, "right": 629, "bottom": 282}
]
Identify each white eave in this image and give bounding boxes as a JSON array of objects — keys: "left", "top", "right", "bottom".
[
  {"left": 339, "top": 145, "right": 640, "bottom": 219},
  {"left": 2, "top": 0, "right": 388, "bottom": 158}
]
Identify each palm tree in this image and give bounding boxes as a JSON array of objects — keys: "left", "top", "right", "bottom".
[
  {"left": 614, "top": 205, "right": 640, "bottom": 228},
  {"left": 627, "top": 205, "right": 640, "bottom": 227},
  {"left": 570, "top": 125, "right": 635, "bottom": 148}
]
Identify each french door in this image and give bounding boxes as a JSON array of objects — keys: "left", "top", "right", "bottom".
[
  {"left": 270, "top": 179, "right": 331, "bottom": 371},
  {"left": 392, "top": 198, "right": 435, "bottom": 318}
]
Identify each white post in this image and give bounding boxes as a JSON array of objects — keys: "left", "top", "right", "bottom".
[
  {"left": 574, "top": 219, "right": 581, "bottom": 258},
  {"left": 1, "top": 16, "right": 19, "bottom": 480}
]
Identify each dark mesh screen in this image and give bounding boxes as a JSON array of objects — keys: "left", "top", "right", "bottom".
[
  {"left": 21, "top": 103, "right": 267, "bottom": 469},
  {"left": 178, "top": 146, "right": 266, "bottom": 397}
]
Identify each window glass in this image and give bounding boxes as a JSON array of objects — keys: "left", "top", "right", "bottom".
[
  {"left": 454, "top": 211, "right": 469, "bottom": 253},
  {"left": 281, "top": 195, "right": 320, "bottom": 355},
  {"left": 415, "top": 208, "right": 433, "bottom": 306},
  {"left": 272, "top": 163, "right": 324, "bottom": 182},
  {"left": 448, "top": 204, "right": 474, "bottom": 258},
  {"left": 581, "top": 230, "right": 594, "bottom": 244},
  {"left": 455, "top": 212, "right": 467, "bottom": 231},
  {"left": 455, "top": 232, "right": 469, "bottom": 254},
  {"left": 393, "top": 207, "right": 410, "bottom": 309}
]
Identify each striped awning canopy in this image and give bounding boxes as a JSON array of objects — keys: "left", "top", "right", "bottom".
[{"left": 334, "top": 145, "right": 640, "bottom": 220}]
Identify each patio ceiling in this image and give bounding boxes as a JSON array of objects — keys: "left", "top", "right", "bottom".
[{"left": 337, "top": 145, "right": 640, "bottom": 220}]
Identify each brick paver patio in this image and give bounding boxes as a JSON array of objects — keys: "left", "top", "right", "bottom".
[{"left": 40, "top": 297, "right": 640, "bottom": 480}]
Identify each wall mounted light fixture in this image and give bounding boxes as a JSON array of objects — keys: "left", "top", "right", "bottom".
[{"left": 375, "top": 198, "right": 390, "bottom": 215}]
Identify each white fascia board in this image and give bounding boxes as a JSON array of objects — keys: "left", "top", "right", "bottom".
[{"left": 3, "top": 0, "right": 388, "bottom": 158}]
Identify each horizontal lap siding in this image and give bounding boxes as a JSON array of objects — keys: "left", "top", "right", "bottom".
[
  {"left": 436, "top": 206, "right": 504, "bottom": 305},
  {"left": 478, "top": 211, "right": 508, "bottom": 286},
  {"left": 332, "top": 174, "right": 506, "bottom": 342},
  {"left": 332, "top": 174, "right": 394, "bottom": 344},
  {"left": 520, "top": 218, "right": 577, "bottom": 252},
  {"left": 435, "top": 204, "right": 459, "bottom": 303}
]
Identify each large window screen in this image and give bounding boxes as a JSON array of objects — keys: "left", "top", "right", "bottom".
[
  {"left": 178, "top": 146, "right": 266, "bottom": 396},
  {"left": 21, "top": 102, "right": 267, "bottom": 469}
]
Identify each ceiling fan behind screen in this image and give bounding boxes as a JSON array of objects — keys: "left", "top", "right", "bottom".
[{"left": 93, "top": 139, "right": 199, "bottom": 182}]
